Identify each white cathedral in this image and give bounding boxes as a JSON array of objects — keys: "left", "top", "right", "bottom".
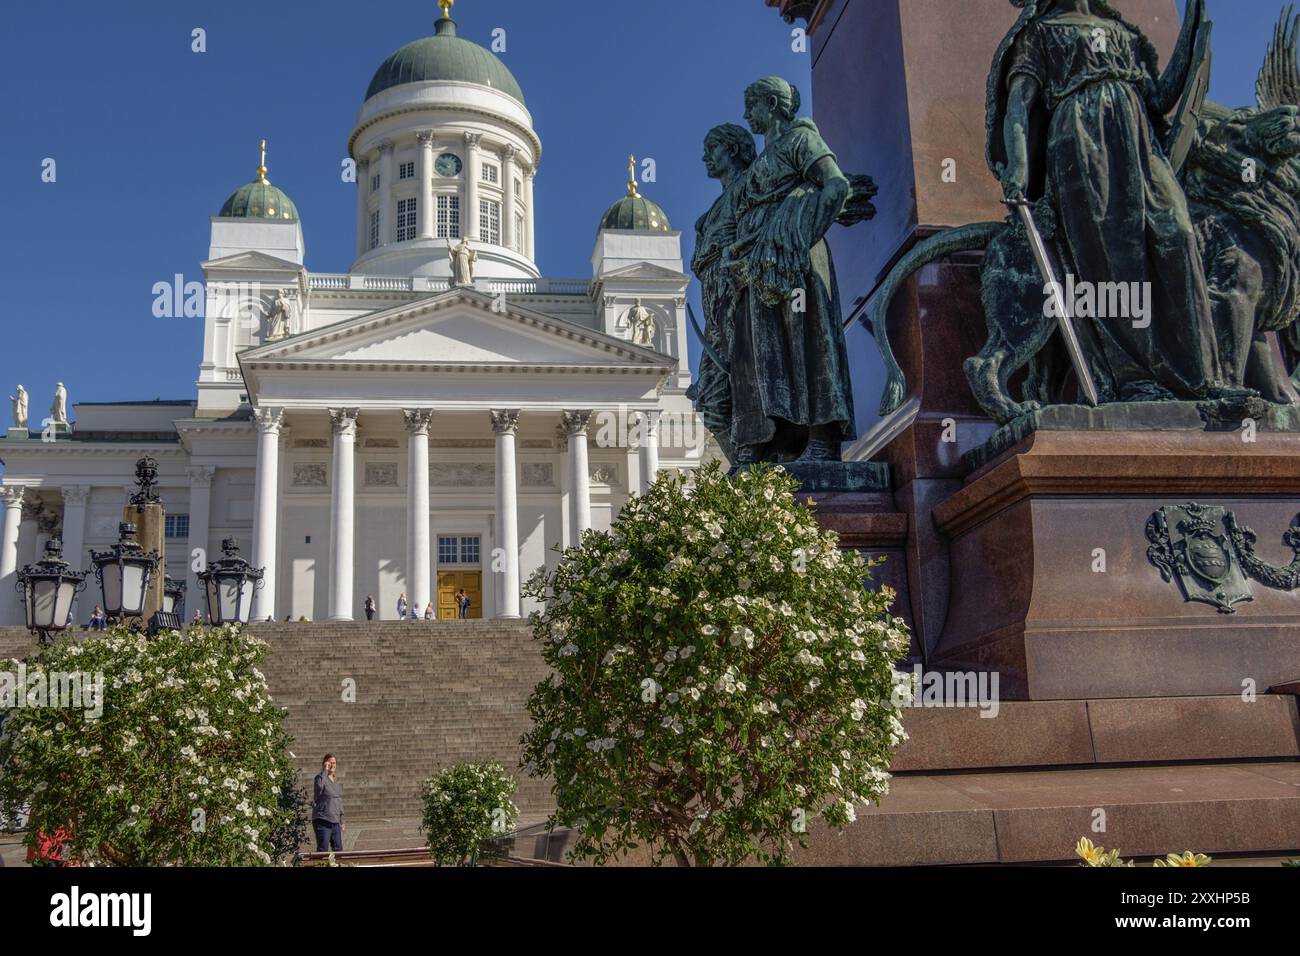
[{"left": 0, "top": 2, "right": 710, "bottom": 625}]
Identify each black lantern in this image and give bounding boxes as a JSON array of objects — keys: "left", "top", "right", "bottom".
[
  {"left": 16, "top": 537, "right": 88, "bottom": 642},
  {"left": 196, "top": 538, "right": 263, "bottom": 626},
  {"left": 162, "top": 575, "right": 186, "bottom": 618},
  {"left": 90, "top": 522, "right": 159, "bottom": 623}
]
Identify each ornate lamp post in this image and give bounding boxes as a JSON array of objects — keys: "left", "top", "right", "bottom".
[
  {"left": 196, "top": 538, "right": 263, "bottom": 626},
  {"left": 89, "top": 522, "right": 159, "bottom": 626},
  {"left": 162, "top": 575, "right": 186, "bottom": 619},
  {"left": 15, "top": 537, "right": 87, "bottom": 644}
]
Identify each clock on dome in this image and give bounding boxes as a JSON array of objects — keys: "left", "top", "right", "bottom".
[{"left": 435, "top": 153, "right": 462, "bottom": 177}]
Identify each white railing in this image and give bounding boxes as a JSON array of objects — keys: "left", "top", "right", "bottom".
[
  {"left": 305, "top": 273, "right": 590, "bottom": 296},
  {"left": 309, "top": 274, "right": 348, "bottom": 290}
]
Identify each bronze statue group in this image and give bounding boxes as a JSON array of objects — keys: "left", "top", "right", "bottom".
[{"left": 691, "top": 1, "right": 1300, "bottom": 460}]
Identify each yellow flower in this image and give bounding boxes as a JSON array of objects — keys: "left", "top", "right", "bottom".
[
  {"left": 1075, "top": 837, "right": 1132, "bottom": 867},
  {"left": 1154, "top": 851, "right": 1212, "bottom": 867},
  {"left": 1075, "top": 837, "right": 1108, "bottom": 866}
]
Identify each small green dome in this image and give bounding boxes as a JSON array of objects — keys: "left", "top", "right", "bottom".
[
  {"left": 599, "top": 194, "right": 672, "bottom": 233},
  {"left": 219, "top": 180, "right": 299, "bottom": 221},
  {"left": 365, "top": 16, "right": 524, "bottom": 104}
]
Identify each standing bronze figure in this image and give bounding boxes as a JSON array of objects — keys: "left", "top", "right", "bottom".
[
  {"left": 722, "top": 77, "right": 859, "bottom": 464},
  {"left": 990, "top": 0, "right": 1233, "bottom": 402},
  {"left": 686, "top": 123, "right": 757, "bottom": 464}
]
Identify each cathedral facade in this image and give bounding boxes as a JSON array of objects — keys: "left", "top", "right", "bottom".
[{"left": 0, "top": 6, "right": 707, "bottom": 624}]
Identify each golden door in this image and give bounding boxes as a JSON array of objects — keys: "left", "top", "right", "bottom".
[{"left": 437, "top": 570, "right": 482, "bottom": 619}]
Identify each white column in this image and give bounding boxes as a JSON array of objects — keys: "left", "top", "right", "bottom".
[
  {"left": 328, "top": 408, "right": 359, "bottom": 620},
  {"left": 491, "top": 409, "right": 521, "bottom": 619},
  {"left": 405, "top": 409, "right": 433, "bottom": 616},
  {"left": 252, "top": 408, "right": 283, "bottom": 621},
  {"left": 417, "top": 132, "right": 436, "bottom": 240},
  {"left": 17, "top": 500, "right": 41, "bottom": 573},
  {"left": 355, "top": 157, "right": 370, "bottom": 257},
  {"left": 464, "top": 132, "right": 481, "bottom": 243},
  {"left": 60, "top": 486, "right": 89, "bottom": 621},
  {"left": 186, "top": 465, "right": 214, "bottom": 615},
  {"left": 562, "top": 410, "right": 592, "bottom": 545},
  {"left": 524, "top": 168, "right": 536, "bottom": 260},
  {"left": 502, "top": 145, "right": 517, "bottom": 252},
  {"left": 637, "top": 409, "right": 662, "bottom": 492},
  {"left": 0, "top": 487, "right": 24, "bottom": 625},
  {"left": 377, "top": 141, "right": 395, "bottom": 247}
]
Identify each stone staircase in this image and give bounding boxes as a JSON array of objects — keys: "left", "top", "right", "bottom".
[
  {"left": 0, "top": 622, "right": 555, "bottom": 825},
  {"left": 3, "top": 624, "right": 1297, "bottom": 864},
  {"left": 245, "top": 621, "right": 552, "bottom": 823}
]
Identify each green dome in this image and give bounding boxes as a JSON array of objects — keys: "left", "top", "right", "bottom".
[
  {"left": 599, "top": 194, "right": 672, "bottom": 233},
  {"left": 365, "top": 16, "right": 524, "bottom": 104},
  {"left": 218, "top": 180, "right": 299, "bottom": 221}
]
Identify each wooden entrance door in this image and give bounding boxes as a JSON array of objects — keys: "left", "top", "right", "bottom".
[{"left": 438, "top": 570, "right": 482, "bottom": 619}]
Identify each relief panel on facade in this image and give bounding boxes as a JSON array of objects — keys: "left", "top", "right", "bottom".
[
  {"left": 589, "top": 462, "right": 619, "bottom": 486},
  {"left": 293, "top": 463, "right": 328, "bottom": 487},
  {"left": 521, "top": 462, "right": 554, "bottom": 487},
  {"left": 365, "top": 462, "right": 400, "bottom": 487},
  {"left": 430, "top": 462, "right": 495, "bottom": 487}
]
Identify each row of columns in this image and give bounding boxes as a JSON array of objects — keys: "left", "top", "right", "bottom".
[
  {"left": 0, "top": 407, "right": 664, "bottom": 626},
  {"left": 355, "top": 133, "right": 535, "bottom": 258},
  {"left": 247, "top": 407, "right": 661, "bottom": 622}
]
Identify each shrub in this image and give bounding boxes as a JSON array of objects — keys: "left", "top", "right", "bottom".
[
  {"left": 420, "top": 761, "right": 519, "bottom": 866},
  {"left": 521, "top": 462, "right": 911, "bottom": 866},
  {"left": 0, "top": 624, "right": 304, "bottom": 866}
]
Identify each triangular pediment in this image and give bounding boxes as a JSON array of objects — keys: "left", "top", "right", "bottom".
[
  {"left": 600, "top": 262, "right": 688, "bottom": 282},
  {"left": 240, "top": 288, "right": 669, "bottom": 369},
  {"left": 202, "top": 251, "right": 303, "bottom": 274}
]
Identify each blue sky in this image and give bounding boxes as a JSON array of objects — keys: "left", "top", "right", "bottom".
[{"left": 0, "top": 0, "right": 1292, "bottom": 417}]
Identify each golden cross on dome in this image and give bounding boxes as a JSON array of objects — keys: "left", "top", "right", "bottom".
[
  {"left": 438, "top": 0, "right": 454, "bottom": 19},
  {"left": 257, "top": 139, "right": 270, "bottom": 185},
  {"left": 627, "top": 154, "right": 639, "bottom": 197}
]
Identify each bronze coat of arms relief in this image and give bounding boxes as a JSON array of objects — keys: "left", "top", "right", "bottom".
[{"left": 1147, "top": 502, "right": 1300, "bottom": 613}]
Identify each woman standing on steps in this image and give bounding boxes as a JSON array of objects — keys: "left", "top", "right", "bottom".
[
  {"left": 312, "top": 754, "right": 345, "bottom": 854},
  {"left": 396, "top": 592, "right": 408, "bottom": 622},
  {"left": 364, "top": 595, "right": 376, "bottom": 622}
]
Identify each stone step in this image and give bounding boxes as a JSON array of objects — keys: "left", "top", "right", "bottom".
[{"left": 601, "top": 761, "right": 1300, "bottom": 866}]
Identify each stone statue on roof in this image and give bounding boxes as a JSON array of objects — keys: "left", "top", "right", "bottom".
[{"left": 10, "top": 384, "right": 27, "bottom": 430}]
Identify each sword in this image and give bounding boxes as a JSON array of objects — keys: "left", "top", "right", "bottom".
[
  {"left": 687, "top": 301, "right": 729, "bottom": 376},
  {"left": 1003, "top": 199, "right": 1100, "bottom": 406}
]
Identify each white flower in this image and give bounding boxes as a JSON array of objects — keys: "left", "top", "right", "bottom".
[
  {"left": 642, "top": 679, "right": 661, "bottom": 706},
  {"left": 728, "top": 626, "right": 755, "bottom": 649}
]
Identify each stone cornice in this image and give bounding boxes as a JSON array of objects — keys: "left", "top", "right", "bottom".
[
  {"left": 934, "top": 431, "right": 1300, "bottom": 539},
  {"left": 0, "top": 443, "right": 189, "bottom": 458},
  {"left": 348, "top": 100, "right": 542, "bottom": 168}
]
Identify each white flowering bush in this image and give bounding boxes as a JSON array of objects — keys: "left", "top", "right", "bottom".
[
  {"left": 0, "top": 625, "right": 305, "bottom": 866},
  {"left": 420, "top": 761, "right": 519, "bottom": 866},
  {"left": 521, "top": 461, "right": 911, "bottom": 866}
]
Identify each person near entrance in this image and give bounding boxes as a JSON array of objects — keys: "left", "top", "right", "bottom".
[
  {"left": 456, "top": 588, "right": 472, "bottom": 619},
  {"left": 364, "top": 595, "right": 376, "bottom": 621},
  {"left": 397, "top": 592, "right": 408, "bottom": 621},
  {"left": 312, "top": 754, "right": 345, "bottom": 854}
]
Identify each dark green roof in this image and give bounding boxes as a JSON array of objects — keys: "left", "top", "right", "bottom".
[
  {"left": 365, "top": 17, "right": 524, "bottom": 104},
  {"left": 219, "top": 180, "right": 299, "bottom": 221},
  {"left": 599, "top": 194, "right": 672, "bottom": 233}
]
